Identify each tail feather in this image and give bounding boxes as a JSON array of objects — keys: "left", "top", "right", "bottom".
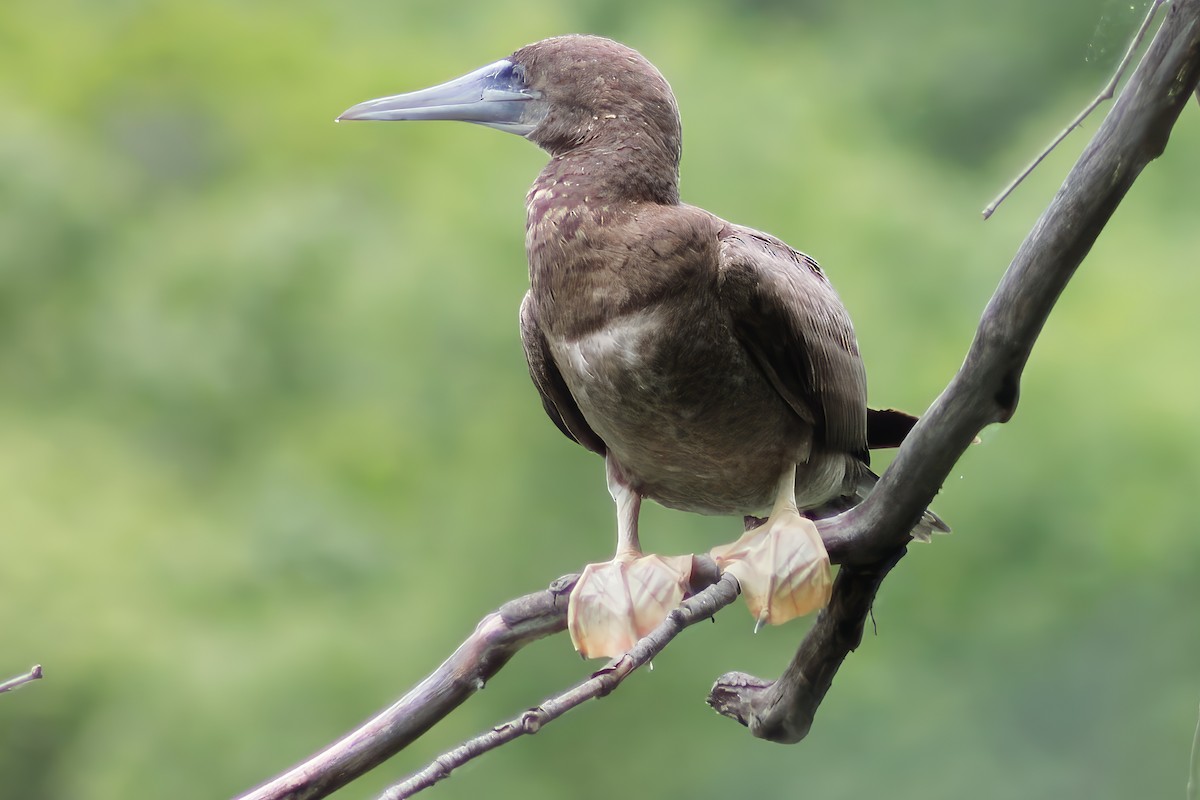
[
  {"left": 805, "top": 462, "right": 950, "bottom": 542},
  {"left": 866, "top": 407, "right": 920, "bottom": 450},
  {"left": 856, "top": 465, "right": 950, "bottom": 541}
]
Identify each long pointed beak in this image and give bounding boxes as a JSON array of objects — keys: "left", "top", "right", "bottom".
[{"left": 337, "top": 58, "right": 545, "bottom": 136}]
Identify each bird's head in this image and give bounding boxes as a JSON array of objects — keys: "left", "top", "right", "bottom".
[{"left": 338, "top": 35, "right": 682, "bottom": 164}]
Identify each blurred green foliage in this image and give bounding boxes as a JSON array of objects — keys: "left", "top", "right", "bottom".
[{"left": 2, "top": 0, "right": 1198, "bottom": 798}]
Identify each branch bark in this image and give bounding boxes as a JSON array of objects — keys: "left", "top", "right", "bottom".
[
  {"left": 237, "top": 4, "right": 1200, "bottom": 796},
  {"left": 708, "top": 0, "right": 1200, "bottom": 741}
]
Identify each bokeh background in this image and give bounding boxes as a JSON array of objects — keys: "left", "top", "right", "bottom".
[{"left": 3, "top": 0, "right": 1199, "bottom": 798}]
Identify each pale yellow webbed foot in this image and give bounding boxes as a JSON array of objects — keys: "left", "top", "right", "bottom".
[
  {"left": 567, "top": 553, "right": 692, "bottom": 659},
  {"left": 710, "top": 468, "right": 832, "bottom": 630}
]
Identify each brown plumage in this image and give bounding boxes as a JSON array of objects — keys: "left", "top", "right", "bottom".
[{"left": 340, "top": 35, "right": 944, "bottom": 658}]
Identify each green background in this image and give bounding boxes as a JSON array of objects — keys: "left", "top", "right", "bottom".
[{"left": 3, "top": 1, "right": 1198, "bottom": 798}]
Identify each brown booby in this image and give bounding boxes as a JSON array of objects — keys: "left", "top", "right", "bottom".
[{"left": 339, "top": 35, "right": 946, "bottom": 659}]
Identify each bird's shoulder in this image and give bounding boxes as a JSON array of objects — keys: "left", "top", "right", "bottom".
[
  {"left": 714, "top": 222, "right": 852, "bottom": 349},
  {"left": 714, "top": 222, "right": 828, "bottom": 287}
]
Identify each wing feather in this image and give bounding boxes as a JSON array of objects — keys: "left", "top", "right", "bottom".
[
  {"left": 717, "top": 226, "right": 868, "bottom": 458},
  {"left": 519, "top": 292, "right": 607, "bottom": 456}
]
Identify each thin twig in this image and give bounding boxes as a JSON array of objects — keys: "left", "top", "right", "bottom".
[
  {"left": 1188, "top": 700, "right": 1200, "bottom": 800},
  {"left": 982, "top": 0, "right": 1166, "bottom": 219},
  {"left": 378, "top": 574, "right": 740, "bottom": 800},
  {"left": 0, "top": 664, "right": 43, "bottom": 694}
]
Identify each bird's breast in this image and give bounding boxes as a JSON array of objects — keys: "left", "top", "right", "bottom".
[{"left": 549, "top": 303, "right": 812, "bottom": 515}]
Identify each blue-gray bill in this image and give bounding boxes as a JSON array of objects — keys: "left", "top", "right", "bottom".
[{"left": 336, "top": 58, "right": 546, "bottom": 136}]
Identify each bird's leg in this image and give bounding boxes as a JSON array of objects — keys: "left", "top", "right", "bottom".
[
  {"left": 710, "top": 464, "right": 832, "bottom": 631},
  {"left": 608, "top": 454, "right": 643, "bottom": 560},
  {"left": 567, "top": 456, "right": 692, "bottom": 659}
]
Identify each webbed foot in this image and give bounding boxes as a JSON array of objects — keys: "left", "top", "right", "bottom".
[
  {"left": 567, "top": 553, "right": 692, "bottom": 659},
  {"left": 711, "top": 483, "right": 831, "bottom": 630}
]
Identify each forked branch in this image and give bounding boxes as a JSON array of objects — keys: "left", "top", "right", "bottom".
[{"left": 709, "top": 0, "right": 1200, "bottom": 741}]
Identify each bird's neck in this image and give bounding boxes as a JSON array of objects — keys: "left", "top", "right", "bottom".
[
  {"left": 524, "top": 142, "right": 679, "bottom": 263},
  {"left": 524, "top": 150, "right": 715, "bottom": 340},
  {"left": 537, "top": 133, "right": 681, "bottom": 207}
]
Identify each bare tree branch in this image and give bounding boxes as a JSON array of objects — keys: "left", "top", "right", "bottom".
[
  {"left": 0, "top": 664, "right": 43, "bottom": 694},
  {"left": 235, "top": 577, "right": 579, "bottom": 800},
  {"left": 236, "top": 4, "right": 1200, "bottom": 797},
  {"left": 709, "top": 0, "right": 1200, "bottom": 741},
  {"left": 379, "top": 573, "right": 740, "bottom": 800},
  {"left": 236, "top": 558, "right": 724, "bottom": 800},
  {"left": 981, "top": 0, "right": 1167, "bottom": 219}
]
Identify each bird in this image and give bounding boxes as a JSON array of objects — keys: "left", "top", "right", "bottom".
[{"left": 338, "top": 35, "right": 946, "bottom": 659}]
